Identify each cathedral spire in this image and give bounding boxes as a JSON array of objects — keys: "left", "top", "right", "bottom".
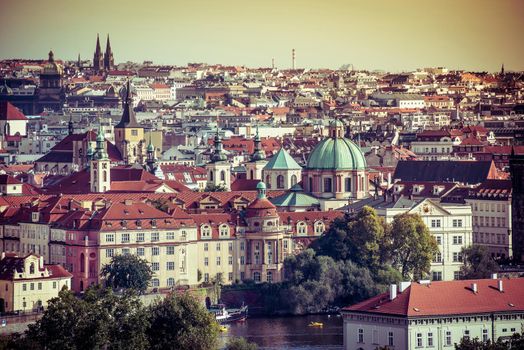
[
  {"left": 103, "top": 34, "right": 114, "bottom": 70},
  {"left": 93, "top": 34, "right": 103, "bottom": 72}
]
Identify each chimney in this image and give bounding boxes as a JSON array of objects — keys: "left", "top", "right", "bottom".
[
  {"left": 471, "top": 283, "right": 478, "bottom": 294},
  {"left": 39, "top": 256, "right": 44, "bottom": 269},
  {"left": 491, "top": 273, "right": 498, "bottom": 279},
  {"left": 498, "top": 279, "right": 504, "bottom": 292},
  {"left": 389, "top": 284, "right": 398, "bottom": 300},
  {"left": 398, "top": 281, "right": 411, "bottom": 293}
]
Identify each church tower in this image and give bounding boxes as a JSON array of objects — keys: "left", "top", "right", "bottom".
[
  {"left": 245, "top": 126, "right": 267, "bottom": 180},
  {"left": 114, "top": 80, "right": 144, "bottom": 164},
  {"left": 93, "top": 34, "right": 104, "bottom": 73},
  {"left": 205, "top": 130, "right": 231, "bottom": 190},
  {"left": 103, "top": 34, "right": 114, "bottom": 71},
  {"left": 90, "top": 127, "right": 111, "bottom": 193}
]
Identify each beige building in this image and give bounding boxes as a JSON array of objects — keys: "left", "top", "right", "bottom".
[
  {"left": 0, "top": 253, "right": 71, "bottom": 313},
  {"left": 342, "top": 277, "right": 524, "bottom": 350}
]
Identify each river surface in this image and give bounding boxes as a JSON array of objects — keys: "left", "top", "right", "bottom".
[{"left": 219, "top": 314, "right": 343, "bottom": 350}]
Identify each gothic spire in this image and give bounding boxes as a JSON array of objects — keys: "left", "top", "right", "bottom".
[
  {"left": 105, "top": 34, "right": 112, "bottom": 53},
  {"left": 115, "top": 80, "right": 140, "bottom": 128},
  {"left": 95, "top": 34, "right": 101, "bottom": 54}
]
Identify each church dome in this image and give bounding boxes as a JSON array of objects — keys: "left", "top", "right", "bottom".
[
  {"left": 306, "top": 137, "right": 367, "bottom": 171},
  {"left": 306, "top": 119, "right": 366, "bottom": 171},
  {"left": 42, "top": 51, "right": 63, "bottom": 75}
]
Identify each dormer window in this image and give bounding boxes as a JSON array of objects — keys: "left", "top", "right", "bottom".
[{"left": 29, "top": 262, "right": 35, "bottom": 274}]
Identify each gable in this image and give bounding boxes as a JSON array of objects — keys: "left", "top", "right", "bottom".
[{"left": 408, "top": 199, "right": 451, "bottom": 216}]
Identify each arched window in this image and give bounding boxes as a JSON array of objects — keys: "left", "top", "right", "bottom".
[
  {"left": 345, "top": 177, "right": 352, "bottom": 192},
  {"left": 220, "top": 170, "right": 226, "bottom": 181},
  {"left": 314, "top": 221, "right": 325, "bottom": 235},
  {"left": 324, "top": 177, "right": 332, "bottom": 192},
  {"left": 103, "top": 170, "right": 107, "bottom": 182},
  {"left": 266, "top": 175, "right": 271, "bottom": 188},
  {"left": 219, "top": 224, "right": 229, "bottom": 237},
  {"left": 296, "top": 222, "right": 307, "bottom": 235},
  {"left": 201, "top": 225, "right": 211, "bottom": 238},
  {"left": 250, "top": 169, "right": 254, "bottom": 179},
  {"left": 29, "top": 263, "right": 35, "bottom": 274},
  {"left": 291, "top": 174, "right": 297, "bottom": 186},
  {"left": 253, "top": 271, "right": 261, "bottom": 282},
  {"left": 209, "top": 170, "right": 214, "bottom": 181},
  {"left": 93, "top": 170, "right": 97, "bottom": 180},
  {"left": 80, "top": 253, "right": 85, "bottom": 273},
  {"left": 267, "top": 271, "right": 273, "bottom": 283},
  {"left": 309, "top": 177, "right": 313, "bottom": 192},
  {"left": 277, "top": 175, "right": 285, "bottom": 189}
]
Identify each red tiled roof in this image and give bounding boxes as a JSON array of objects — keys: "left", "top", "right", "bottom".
[
  {"left": 343, "top": 278, "right": 524, "bottom": 317},
  {"left": 0, "top": 101, "right": 28, "bottom": 121}
]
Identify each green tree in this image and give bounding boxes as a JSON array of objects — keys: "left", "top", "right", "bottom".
[
  {"left": 204, "top": 183, "right": 228, "bottom": 192},
  {"left": 26, "top": 287, "right": 111, "bottom": 350},
  {"left": 147, "top": 292, "right": 220, "bottom": 350},
  {"left": 312, "top": 207, "right": 386, "bottom": 270},
  {"left": 388, "top": 213, "right": 438, "bottom": 280},
  {"left": 101, "top": 254, "right": 153, "bottom": 293},
  {"left": 225, "top": 337, "right": 258, "bottom": 350},
  {"left": 460, "top": 245, "right": 499, "bottom": 280}
]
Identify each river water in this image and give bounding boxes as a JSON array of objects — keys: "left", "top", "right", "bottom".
[{"left": 219, "top": 314, "right": 343, "bottom": 350}]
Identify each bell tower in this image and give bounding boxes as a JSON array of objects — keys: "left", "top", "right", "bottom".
[
  {"left": 90, "top": 127, "right": 111, "bottom": 193},
  {"left": 205, "top": 129, "right": 230, "bottom": 190},
  {"left": 114, "top": 80, "right": 144, "bottom": 164},
  {"left": 245, "top": 125, "right": 267, "bottom": 180}
]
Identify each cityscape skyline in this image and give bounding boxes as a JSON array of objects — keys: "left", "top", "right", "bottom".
[{"left": 1, "top": 0, "right": 524, "bottom": 72}]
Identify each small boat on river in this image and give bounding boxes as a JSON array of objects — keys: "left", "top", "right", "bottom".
[
  {"left": 208, "top": 303, "right": 249, "bottom": 324},
  {"left": 308, "top": 321, "right": 324, "bottom": 327}
]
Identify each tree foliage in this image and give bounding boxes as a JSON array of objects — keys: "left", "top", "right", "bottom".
[
  {"left": 455, "top": 334, "right": 524, "bottom": 349},
  {"left": 225, "top": 337, "right": 258, "bottom": 350},
  {"left": 101, "top": 254, "right": 153, "bottom": 293},
  {"left": 388, "top": 213, "right": 438, "bottom": 280},
  {"left": 460, "top": 245, "right": 499, "bottom": 280},
  {"left": 147, "top": 292, "right": 220, "bottom": 350}
]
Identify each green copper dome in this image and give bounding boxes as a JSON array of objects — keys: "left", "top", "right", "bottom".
[{"left": 306, "top": 137, "right": 367, "bottom": 170}]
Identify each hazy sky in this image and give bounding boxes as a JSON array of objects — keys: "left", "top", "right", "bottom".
[{"left": 1, "top": 0, "right": 523, "bottom": 72}]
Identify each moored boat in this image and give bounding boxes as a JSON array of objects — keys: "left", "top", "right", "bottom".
[{"left": 208, "top": 303, "right": 249, "bottom": 324}]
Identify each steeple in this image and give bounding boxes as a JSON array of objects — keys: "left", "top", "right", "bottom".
[
  {"left": 77, "top": 53, "right": 82, "bottom": 69},
  {"left": 501, "top": 63, "right": 505, "bottom": 76},
  {"left": 211, "top": 127, "right": 227, "bottom": 163},
  {"left": 116, "top": 80, "right": 140, "bottom": 128},
  {"left": 93, "top": 126, "right": 108, "bottom": 160},
  {"left": 48, "top": 50, "right": 54, "bottom": 63},
  {"left": 251, "top": 124, "right": 266, "bottom": 161},
  {"left": 93, "top": 34, "right": 103, "bottom": 72},
  {"left": 146, "top": 130, "right": 156, "bottom": 170},
  {"left": 90, "top": 126, "right": 111, "bottom": 193},
  {"left": 103, "top": 34, "right": 114, "bottom": 71}
]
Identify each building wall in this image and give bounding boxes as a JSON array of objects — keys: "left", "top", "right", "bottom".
[{"left": 467, "top": 198, "right": 512, "bottom": 259}]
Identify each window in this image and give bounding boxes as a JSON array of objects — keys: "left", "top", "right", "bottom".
[
  {"left": 137, "top": 247, "right": 145, "bottom": 256},
  {"left": 30, "top": 283, "right": 34, "bottom": 291},
  {"left": 482, "top": 329, "right": 488, "bottom": 342},
  {"left": 416, "top": 333, "right": 423, "bottom": 347},
  {"left": 106, "top": 234, "right": 114, "bottom": 243},
  {"left": 323, "top": 177, "right": 332, "bottom": 192},
  {"left": 205, "top": 257, "right": 209, "bottom": 266},
  {"left": 106, "top": 249, "right": 114, "bottom": 258},
  {"left": 166, "top": 262, "right": 175, "bottom": 270},
  {"left": 38, "top": 282, "right": 42, "bottom": 290},
  {"left": 22, "top": 284, "right": 26, "bottom": 291},
  {"left": 345, "top": 177, "right": 352, "bottom": 192},
  {"left": 228, "top": 256, "right": 233, "bottom": 265},
  {"left": 436, "top": 236, "right": 442, "bottom": 245},
  {"left": 314, "top": 222, "right": 325, "bottom": 235},
  {"left": 151, "top": 262, "right": 160, "bottom": 271},
  {"left": 220, "top": 170, "right": 226, "bottom": 181},
  {"left": 151, "top": 232, "right": 159, "bottom": 242},
  {"left": 166, "top": 246, "right": 175, "bottom": 255},
  {"left": 253, "top": 272, "right": 261, "bottom": 282},
  {"left": 216, "top": 257, "right": 221, "bottom": 266},
  {"left": 358, "top": 329, "right": 364, "bottom": 343},
  {"left": 228, "top": 242, "right": 233, "bottom": 252},
  {"left": 291, "top": 174, "right": 297, "bottom": 186},
  {"left": 216, "top": 243, "right": 221, "bottom": 251},
  {"left": 219, "top": 225, "right": 229, "bottom": 237},
  {"left": 201, "top": 225, "right": 211, "bottom": 238},
  {"left": 267, "top": 271, "right": 273, "bottom": 283},
  {"left": 463, "top": 330, "right": 470, "bottom": 341},
  {"left": 372, "top": 329, "right": 378, "bottom": 344},
  {"left": 428, "top": 332, "right": 434, "bottom": 347},
  {"left": 167, "top": 278, "right": 175, "bottom": 287},
  {"left": 388, "top": 331, "right": 394, "bottom": 346},
  {"left": 445, "top": 331, "right": 452, "bottom": 346},
  {"left": 433, "top": 252, "right": 442, "bottom": 263},
  {"left": 151, "top": 278, "right": 159, "bottom": 287},
  {"left": 240, "top": 242, "right": 245, "bottom": 251},
  {"left": 240, "top": 256, "right": 245, "bottom": 265},
  {"left": 136, "top": 232, "right": 144, "bottom": 242},
  {"left": 277, "top": 175, "right": 285, "bottom": 189},
  {"left": 204, "top": 273, "right": 209, "bottom": 283},
  {"left": 432, "top": 271, "right": 442, "bottom": 281},
  {"left": 453, "top": 252, "right": 462, "bottom": 262},
  {"left": 152, "top": 247, "right": 160, "bottom": 256},
  {"left": 121, "top": 233, "right": 130, "bottom": 243},
  {"left": 297, "top": 222, "right": 307, "bottom": 235},
  {"left": 122, "top": 248, "right": 130, "bottom": 255},
  {"left": 431, "top": 219, "right": 441, "bottom": 228},
  {"left": 53, "top": 282, "right": 57, "bottom": 289},
  {"left": 166, "top": 232, "right": 175, "bottom": 240},
  {"left": 454, "top": 271, "right": 461, "bottom": 280},
  {"left": 453, "top": 236, "right": 463, "bottom": 245},
  {"left": 228, "top": 272, "right": 233, "bottom": 282}
]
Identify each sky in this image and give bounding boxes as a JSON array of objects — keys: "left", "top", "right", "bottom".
[{"left": 1, "top": 0, "right": 523, "bottom": 72}]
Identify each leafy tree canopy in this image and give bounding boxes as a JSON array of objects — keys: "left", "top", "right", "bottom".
[
  {"left": 460, "top": 245, "right": 499, "bottom": 280},
  {"left": 101, "top": 254, "right": 153, "bottom": 293}
]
